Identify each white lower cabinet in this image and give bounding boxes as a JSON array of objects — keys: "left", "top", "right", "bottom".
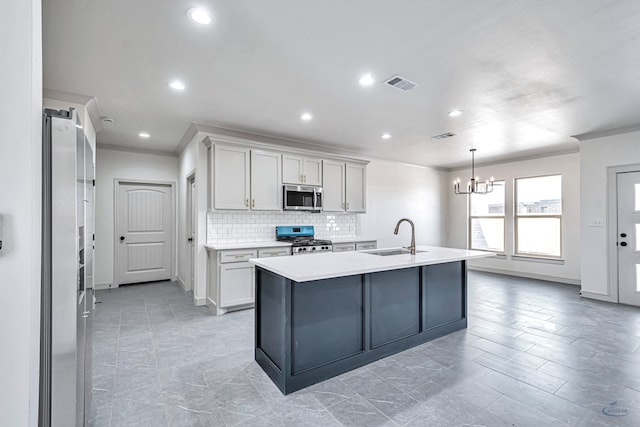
[
  {"left": 356, "top": 241, "right": 377, "bottom": 251},
  {"left": 207, "top": 246, "right": 290, "bottom": 315},
  {"left": 219, "top": 262, "right": 255, "bottom": 307},
  {"left": 333, "top": 240, "right": 377, "bottom": 253},
  {"left": 332, "top": 242, "right": 356, "bottom": 252}
]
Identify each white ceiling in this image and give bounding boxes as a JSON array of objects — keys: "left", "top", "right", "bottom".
[{"left": 43, "top": 0, "right": 640, "bottom": 168}]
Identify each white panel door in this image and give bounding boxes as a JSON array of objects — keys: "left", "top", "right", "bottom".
[
  {"left": 251, "top": 150, "right": 282, "bottom": 210},
  {"left": 117, "top": 182, "right": 172, "bottom": 285},
  {"left": 618, "top": 171, "right": 640, "bottom": 306},
  {"left": 219, "top": 262, "right": 255, "bottom": 307},
  {"left": 190, "top": 180, "right": 196, "bottom": 291},
  {"left": 346, "top": 163, "right": 366, "bottom": 213},
  {"left": 214, "top": 145, "right": 250, "bottom": 210},
  {"left": 303, "top": 158, "right": 323, "bottom": 186},
  {"left": 282, "top": 154, "right": 304, "bottom": 184},
  {"left": 322, "top": 160, "right": 346, "bottom": 212}
]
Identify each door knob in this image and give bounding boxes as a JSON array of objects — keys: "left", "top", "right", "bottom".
[
  {"left": 620, "top": 242, "right": 628, "bottom": 247},
  {"left": 120, "top": 236, "right": 125, "bottom": 241},
  {"left": 621, "top": 233, "right": 627, "bottom": 238}
]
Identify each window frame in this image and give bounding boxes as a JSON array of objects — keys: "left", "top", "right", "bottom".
[
  {"left": 513, "top": 173, "right": 563, "bottom": 259},
  {"left": 468, "top": 180, "right": 506, "bottom": 254}
]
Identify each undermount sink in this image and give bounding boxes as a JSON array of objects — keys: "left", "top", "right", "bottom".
[{"left": 365, "top": 248, "right": 427, "bottom": 256}]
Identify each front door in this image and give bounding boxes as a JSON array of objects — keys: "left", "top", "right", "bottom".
[
  {"left": 117, "top": 182, "right": 173, "bottom": 285},
  {"left": 618, "top": 171, "right": 640, "bottom": 306}
]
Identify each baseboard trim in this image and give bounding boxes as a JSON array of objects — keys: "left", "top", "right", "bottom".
[
  {"left": 194, "top": 297, "right": 206, "bottom": 306},
  {"left": 468, "top": 266, "right": 581, "bottom": 286},
  {"left": 94, "top": 283, "right": 118, "bottom": 290},
  {"left": 580, "top": 290, "right": 617, "bottom": 303}
]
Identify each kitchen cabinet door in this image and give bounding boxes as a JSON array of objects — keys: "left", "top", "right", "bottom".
[
  {"left": 303, "top": 158, "right": 322, "bottom": 186},
  {"left": 282, "top": 154, "right": 304, "bottom": 185},
  {"left": 251, "top": 150, "right": 282, "bottom": 211},
  {"left": 345, "top": 163, "right": 366, "bottom": 213},
  {"left": 214, "top": 145, "right": 250, "bottom": 210},
  {"left": 282, "top": 155, "right": 322, "bottom": 186},
  {"left": 322, "top": 160, "right": 346, "bottom": 212},
  {"left": 220, "top": 262, "right": 255, "bottom": 307}
]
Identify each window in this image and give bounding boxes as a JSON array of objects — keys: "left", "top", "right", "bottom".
[
  {"left": 469, "top": 181, "right": 505, "bottom": 252},
  {"left": 515, "top": 175, "right": 562, "bottom": 257}
]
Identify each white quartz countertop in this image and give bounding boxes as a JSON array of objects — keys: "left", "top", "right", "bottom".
[
  {"left": 249, "top": 246, "right": 494, "bottom": 282},
  {"left": 330, "top": 237, "right": 377, "bottom": 244},
  {"left": 205, "top": 241, "right": 292, "bottom": 251}
]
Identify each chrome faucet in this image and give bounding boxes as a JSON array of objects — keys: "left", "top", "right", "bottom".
[{"left": 394, "top": 218, "right": 416, "bottom": 255}]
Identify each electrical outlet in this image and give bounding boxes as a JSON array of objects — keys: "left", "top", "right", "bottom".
[{"left": 589, "top": 219, "right": 604, "bottom": 227}]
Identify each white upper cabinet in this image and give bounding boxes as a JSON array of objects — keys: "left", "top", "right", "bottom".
[
  {"left": 345, "top": 163, "right": 366, "bottom": 213},
  {"left": 323, "top": 161, "right": 367, "bottom": 213},
  {"left": 322, "top": 160, "right": 346, "bottom": 212},
  {"left": 282, "top": 154, "right": 322, "bottom": 186},
  {"left": 214, "top": 145, "right": 250, "bottom": 210},
  {"left": 250, "top": 150, "right": 282, "bottom": 211}
]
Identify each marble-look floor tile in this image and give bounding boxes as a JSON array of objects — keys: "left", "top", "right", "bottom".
[{"left": 90, "top": 274, "right": 640, "bottom": 426}]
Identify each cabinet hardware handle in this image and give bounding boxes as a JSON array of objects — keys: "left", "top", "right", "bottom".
[
  {"left": 346, "top": 202, "right": 349, "bottom": 210},
  {"left": 232, "top": 253, "right": 253, "bottom": 258},
  {"left": 252, "top": 199, "right": 255, "bottom": 208},
  {"left": 245, "top": 199, "right": 249, "bottom": 207}
]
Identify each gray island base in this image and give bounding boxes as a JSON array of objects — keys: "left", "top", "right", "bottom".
[{"left": 254, "top": 260, "right": 467, "bottom": 395}]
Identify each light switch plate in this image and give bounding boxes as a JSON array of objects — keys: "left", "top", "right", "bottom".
[{"left": 589, "top": 219, "right": 604, "bottom": 227}]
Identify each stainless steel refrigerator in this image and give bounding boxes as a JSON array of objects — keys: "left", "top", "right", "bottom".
[{"left": 40, "top": 108, "right": 94, "bottom": 427}]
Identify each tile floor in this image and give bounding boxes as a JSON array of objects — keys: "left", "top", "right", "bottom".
[{"left": 90, "top": 272, "right": 640, "bottom": 426}]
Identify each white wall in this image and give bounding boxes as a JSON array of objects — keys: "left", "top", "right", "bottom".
[
  {"left": 177, "top": 133, "right": 208, "bottom": 304},
  {"left": 0, "top": 0, "right": 42, "bottom": 425},
  {"left": 95, "top": 147, "right": 179, "bottom": 286},
  {"left": 580, "top": 131, "right": 640, "bottom": 300},
  {"left": 446, "top": 152, "right": 581, "bottom": 284},
  {"left": 358, "top": 160, "right": 448, "bottom": 248}
]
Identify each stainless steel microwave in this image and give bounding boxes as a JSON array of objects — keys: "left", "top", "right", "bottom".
[{"left": 283, "top": 185, "right": 322, "bottom": 212}]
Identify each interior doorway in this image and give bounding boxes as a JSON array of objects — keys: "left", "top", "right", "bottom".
[
  {"left": 187, "top": 173, "right": 196, "bottom": 292},
  {"left": 617, "top": 170, "right": 640, "bottom": 306},
  {"left": 115, "top": 180, "right": 174, "bottom": 285}
]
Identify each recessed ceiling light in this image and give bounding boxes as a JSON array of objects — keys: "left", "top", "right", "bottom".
[
  {"left": 169, "top": 80, "right": 185, "bottom": 91},
  {"left": 187, "top": 8, "right": 212, "bottom": 25},
  {"left": 447, "top": 109, "right": 463, "bottom": 117},
  {"left": 138, "top": 132, "right": 150, "bottom": 139},
  {"left": 359, "top": 73, "right": 375, "bottom": 86},
  {"left": 381, "top": 133, "right": 391, "bottom": 140},
  {"left": 300, "top": 113, "right": 312, "bottom": 121}
]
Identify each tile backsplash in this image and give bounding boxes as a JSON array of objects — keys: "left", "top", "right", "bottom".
[{"left": 207, "top": 211, "right": 358, "bottom": 244}]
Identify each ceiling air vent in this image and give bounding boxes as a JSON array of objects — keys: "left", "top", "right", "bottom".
[
  {"left": 384, "top": 75, "right": 418, "bottom": 91},
  {"left": 431, "top": 132, "right": 456, "bottom": 140}
]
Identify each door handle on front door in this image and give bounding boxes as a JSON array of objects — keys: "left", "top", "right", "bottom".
[
  {"left": 621, "top": 233, "right": 627, "bottom": 238},
  {"left": 120, "top": 236, "right": 125, "bottom": 241},
  {"left": 187, "top": 237, "right": 193, "bottom": 243}
]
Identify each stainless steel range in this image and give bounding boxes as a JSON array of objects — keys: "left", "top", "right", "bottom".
[{"left": 276, "top": 225, "right": 332, "bottom": 255}]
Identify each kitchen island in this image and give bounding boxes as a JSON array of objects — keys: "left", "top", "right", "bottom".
[{"left": 250, "top": 245, "right": 492, "bottom": 394}]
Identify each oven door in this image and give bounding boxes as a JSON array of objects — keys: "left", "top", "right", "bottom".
[{"left": 284, "top": 186, "right": 322, "bottom": 211}]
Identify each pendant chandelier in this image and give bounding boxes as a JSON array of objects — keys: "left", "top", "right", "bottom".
[{"left": 453, "top": 149, "right": 494, "bottom": 195}]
